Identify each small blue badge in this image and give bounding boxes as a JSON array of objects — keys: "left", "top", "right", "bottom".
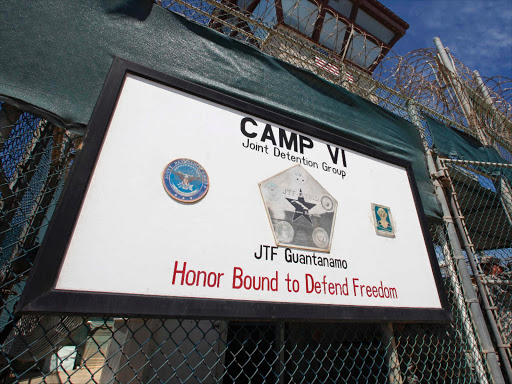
[
  {"left": 163, "top": 159, "right": 209, "bottom": 203},
  {"left": 372, "top": 204, "right": 395, "bottom": 238}
]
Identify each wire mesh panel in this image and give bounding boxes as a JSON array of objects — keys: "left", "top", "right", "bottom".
[{"left": 442, "top": 159, "right": 512, "bottom": 370}]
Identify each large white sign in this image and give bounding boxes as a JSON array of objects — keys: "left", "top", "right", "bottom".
[{"left": 20, "top": 61, "right": 449, "bottom": 321}]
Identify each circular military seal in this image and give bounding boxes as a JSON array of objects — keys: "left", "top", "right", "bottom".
[
  {"left": 264, "top": 182, "right": 281, "bottom": 201},
  {"left": 321, "top": 195, "right": 334, "bottom": 211},
  {"left": 275, "top": 221, "right": 294, "bottom": 243},
  {"left": 162, "top": 158, "right": 209, "bottom": 203},
  {"left": 312, "top": 227, "right": 329, "bottom": 248}
]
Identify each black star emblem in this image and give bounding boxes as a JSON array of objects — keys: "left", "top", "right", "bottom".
[{"left": 286, "top": 189, "right": 316, "bottom": 224}]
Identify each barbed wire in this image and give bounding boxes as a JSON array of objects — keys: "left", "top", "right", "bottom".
[{"left": 157, "top": 0, "right": 512, "bottom": 155}]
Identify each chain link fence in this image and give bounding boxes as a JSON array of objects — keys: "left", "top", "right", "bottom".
[
  {"left": 0, "top": 0, "right": 511, "bottom": 382},
  {"left": 0, "top": 100, "right": 492, "bottom": 383},
  {"left": 441, "top": 159, "right": 512, "bottom": 366}
]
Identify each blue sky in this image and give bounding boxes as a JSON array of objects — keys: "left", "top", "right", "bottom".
[{"left": 379, "top": 0, "right": 512, "bottom": 79}]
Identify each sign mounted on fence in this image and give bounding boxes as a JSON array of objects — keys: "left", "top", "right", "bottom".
[{"left": 19, "top": 58, "right": 451, "bottom": 322}]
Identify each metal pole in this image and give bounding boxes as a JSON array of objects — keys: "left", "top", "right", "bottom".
[
  {"left": 473, "top": 70, "right": 512, "bottom": 146},
  {"left": 473, "top": 70, "right": 494, "bottom": 105},
  {"left": 407, "top": 101, "right": 505, "bottom": 384},
  {"left": 436, "top": 225, "right": 489, "bottom": 383},
  {"left": 381, "top": 323, "right": 404, "bottom": 384},
  {"left": 499, "top": 176, "right": 512, "bottom": 225},
  {"left": 433, "top": 37, "right": 490, "bottom": 146},
  {"left": 340, "top": 25, "right": 353, "bottom": 63}
]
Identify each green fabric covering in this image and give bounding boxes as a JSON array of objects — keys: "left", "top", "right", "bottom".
[
  {"left": 426, "top": 116, "right": 506, "bottom": 163},
  {"left": 0, "top": 0, "right": 441, "bottom": 218},
  {"left": 426, "top": 116, "right": 512, "bottom": 249}
]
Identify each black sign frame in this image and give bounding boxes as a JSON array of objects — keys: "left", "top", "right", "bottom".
[{"left": 17, "top": 58, "right": 452, "bottom": 323}]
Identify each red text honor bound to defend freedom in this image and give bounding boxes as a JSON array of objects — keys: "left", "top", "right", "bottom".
[{"left": 171, "top": 261, "right": 398, "bottom": 299}]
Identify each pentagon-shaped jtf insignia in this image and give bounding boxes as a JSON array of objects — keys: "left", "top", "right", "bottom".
[
  {"left": 371, "top": 203, "right": 395, "bottom": 238},
  {"left": 259, "top": 165, "right": 337, "bottom": 253}
]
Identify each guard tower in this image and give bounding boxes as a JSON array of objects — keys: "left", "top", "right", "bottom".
[{"left": 211, "top": 0, "right": 408, "bottom": 82}]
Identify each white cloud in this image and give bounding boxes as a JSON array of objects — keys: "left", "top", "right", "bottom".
[{"left": 381, "top": 0, "right": 512, "bottom": 78}]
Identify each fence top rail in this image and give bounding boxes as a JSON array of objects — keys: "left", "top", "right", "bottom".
[{"left": 440, "top": 158, "right": 512, "bottom": 168}]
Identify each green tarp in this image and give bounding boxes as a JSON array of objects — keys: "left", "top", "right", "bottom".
[
  {"left": 426, "top": 116, "right": 506, "bottom": 163},
  {"left": 426, "top": 116, "right": 512, "bottom": 250},
  {"left": 0, "top": 0, "right": 441, "bottom": 218},
  {"left": 426, "top": 113, "right": 512, "bottom": 188}
]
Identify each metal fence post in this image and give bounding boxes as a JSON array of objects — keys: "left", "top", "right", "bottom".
[
  {"left": 435, "top": 225, "right": 489, "bottom": 383},
  {"left": 407, "top": 101, "right": 505, "bottom": 384},
  {"left": 499, "top": 176, "right": 512, "bottom": 224},
  {"left": 433, "top": 37, "right": 490, "bottom": 146},
  {"left": 381, "top": 323, "right": 404, "bottom": 384}
]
